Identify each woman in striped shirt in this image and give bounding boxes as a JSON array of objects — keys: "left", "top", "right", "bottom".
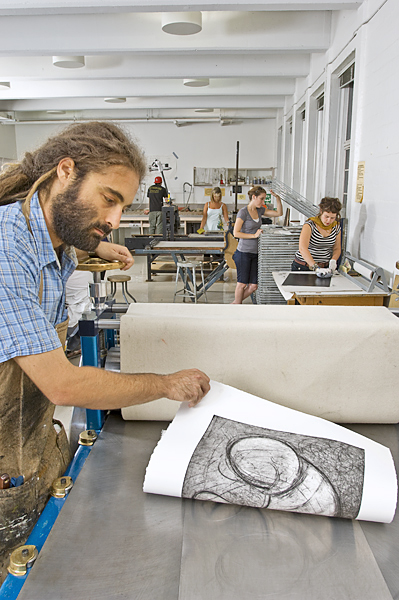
[{"left": 291, "top": 197, "right": 342, "bottom": 272}]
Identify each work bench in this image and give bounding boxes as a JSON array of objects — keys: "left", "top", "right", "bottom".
[
  {"left": 118, "top": 211, "right": 203, "bottom": 236},
  {"left": 14, "top": 413, "right": 399, "bottom": 599},
  {"left": 130, "top": 239, "right": 228, "bottom": 300},
  {"left": 273, "top": 271, "right": 389, "bottom": 306}
]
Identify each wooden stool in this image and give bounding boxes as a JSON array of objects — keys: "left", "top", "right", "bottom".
[
  {"left": 107, "top": 274, "right": 136, "bottom": 304},
  {"left": 173, "top": 259, "right": 207, "bottom": 303}
]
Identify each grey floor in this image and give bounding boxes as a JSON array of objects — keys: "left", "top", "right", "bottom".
[{"left": 104, "top": 254, "right": 242, "bottom": 304}]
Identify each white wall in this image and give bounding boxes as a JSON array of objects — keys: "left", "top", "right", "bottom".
[
  {"left": 0, "top": 124, "right": 17, "bottom": 160},
  {"left": 277, "top": 0, "right": 399, "bottom": 279},
  {"left": 15, "top": 119, "right": 276, "bottom": 207},
  {"left": 347, "top": 0, "right": 399, "bottom": 274}
]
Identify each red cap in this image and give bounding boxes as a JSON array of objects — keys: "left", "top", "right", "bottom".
[{"left": 154, "top": 176, "right": 162, "bottom": 184}]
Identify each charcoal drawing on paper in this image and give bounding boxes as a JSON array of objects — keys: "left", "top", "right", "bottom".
[{"left": 182, "top": 416, "right": 365, "bottom": 519}]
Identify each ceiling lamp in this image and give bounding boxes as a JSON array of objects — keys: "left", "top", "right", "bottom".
[
  {"left": 184, "top": 78, "right": 209, "bottom": 88},
  {"left": 195, "top": 108, "right": 214, "bottom": 113},
  {"left": 0, "top": 82, "right": 10, "bottom": 89},
  {"left": 52, "top": 56, "right": 85, "bottom": 69},
  {"left": 162, "top": 12, "right": 202, "bottom": 35},
  {"left": 104, "top": 97, "right": 127, "bottom": 103}
]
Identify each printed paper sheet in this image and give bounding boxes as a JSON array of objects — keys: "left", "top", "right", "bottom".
[{"left": 144, "top": 382, "right": 397, "bottom": 523}]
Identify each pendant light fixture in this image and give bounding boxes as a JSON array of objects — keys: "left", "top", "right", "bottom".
[{"left": 161, "top": 12, "right": 202, "bottom": 35}]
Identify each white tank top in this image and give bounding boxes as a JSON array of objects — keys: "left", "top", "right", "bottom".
[{"left": 205, "top": 205, "right": 223, "bottom": 231}]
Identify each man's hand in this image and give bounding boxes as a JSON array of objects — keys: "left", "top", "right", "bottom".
[
  {"left": 143, "top": 209, "right": 149, "bottom": 215},
  {"left": 163, "top": 369, "right": 211, "bottom": 408},
  {"left": 96, "top": 241, "right": 134, "bottom": 271}
]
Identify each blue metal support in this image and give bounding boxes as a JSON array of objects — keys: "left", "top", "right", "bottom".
[
  {"left": 0, "top": 443, "right": 94, "bottom": 599},
  {"left": 104, "top": 327, "right": 115, "bottom": 349},
  {"left": 79, "top": 314, "right": 105, "bottom": 432},
  {"left": 0, "top": 297, "right": 121, "bottom": 598}
]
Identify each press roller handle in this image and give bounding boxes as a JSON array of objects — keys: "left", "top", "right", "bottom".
[{"left": 75, "top": 257, "right": 125, "bottom": 272}]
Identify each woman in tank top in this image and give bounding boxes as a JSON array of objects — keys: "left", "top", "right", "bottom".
[
  {"left": 199, "top": 187, "right": 229, "bottom": 232},
  {"left": 292, "top": 197, "right": 342, "bottom": 272},
  {"left": 232, "top": 185, "right": 283, "bottom": 304}
]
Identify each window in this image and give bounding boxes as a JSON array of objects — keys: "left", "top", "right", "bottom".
[
  {"left": 284, "top": 118, "right": 293, "bottom": 184},
  {"left": 337, "top": 63, "right": 355, "bottom": 212},
  {"left": 313, "top": 94, "right": 325, "bottom": 204},
  {"left": 305, "top": 91, "right": 325, "bottom": 205},
  {"left": 276, "top": 126, "right": 283, "bottom": 180},
  {"left": 293, "top": 106, "right": 306, "bottom": 195}
]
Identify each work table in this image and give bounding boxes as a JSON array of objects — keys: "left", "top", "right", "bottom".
[
  {"left": 120, "top": 210, "right": 204, "bottom": 235},
  {"left": 16, "top": 413, "right": 399, "bottom": 600}
]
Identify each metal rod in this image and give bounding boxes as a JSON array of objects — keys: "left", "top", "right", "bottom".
[
  {"left": 234, "top": 141, "right": 239, "bottom": 215},
  {"left": 272, "top": 178, "right": 319, "bottom": 218},
  {"left": 97, "top": 319, "right": 121, "bottom": 330},
  {"left": 108, "top": 303, "right": 130, "bottom": 313}
]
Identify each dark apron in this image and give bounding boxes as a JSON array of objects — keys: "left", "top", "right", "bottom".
[{"left": 0, "top": 193, "right": 71, "bottom": 582}]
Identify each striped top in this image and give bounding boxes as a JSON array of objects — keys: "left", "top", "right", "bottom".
[{"left": 295, "top": 219, "right": 341, "bottom": 265}]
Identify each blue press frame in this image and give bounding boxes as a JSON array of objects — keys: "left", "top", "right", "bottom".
[
  {"left": 0, "top": 443, "right": 93, "bottom": 599},
  {"left": 0, "top": 312, "right": 119, "bottom": 598}
]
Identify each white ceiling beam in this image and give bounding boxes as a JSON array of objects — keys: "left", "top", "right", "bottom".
[
  {"left": 0, "top": 1, "right": 364, "bottom": 16},
  {"left": 0, "top": 11, "right": 331, "bottom": 55},
  {"left": 0, "top": 54, "right": 310, "bottom": 79},
  {"left": 0, "top": 77, "right": 296, "bottom": 100},
  {"left": 12, "top": 107, "right": 279, "bottom": 119},
  {"left": 0, "top": 95, "right": 286, "bottom": 111}
]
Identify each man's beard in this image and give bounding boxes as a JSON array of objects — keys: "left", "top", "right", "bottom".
[{"left": 50, "top": 179, "right": 112, "bottom": 252}]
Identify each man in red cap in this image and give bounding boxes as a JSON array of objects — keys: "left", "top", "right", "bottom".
[{"left": 145, "top": 176, "right": 168, "bottom": 234}]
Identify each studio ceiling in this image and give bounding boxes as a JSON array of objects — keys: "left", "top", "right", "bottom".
[{"left": 0, "top": 0, "right": 364, "bottom": 125}]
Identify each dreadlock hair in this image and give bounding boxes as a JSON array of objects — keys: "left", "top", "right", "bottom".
[{"left": 0, "top": 121, "right": 147, "bottom": 206}]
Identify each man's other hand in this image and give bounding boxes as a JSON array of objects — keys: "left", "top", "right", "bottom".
[{"left": 96, "top": 241, "right": 134, "bottom": 271}]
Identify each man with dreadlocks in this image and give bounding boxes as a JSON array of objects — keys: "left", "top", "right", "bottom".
[{"left": 0, "top": 121, "right": 210, "bottom": 579}]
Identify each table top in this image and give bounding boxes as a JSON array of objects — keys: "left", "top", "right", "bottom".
[
  {"left": 154, "top": 240, "right": 225, "bottom": 250},
  {"left": 120, "top": 212, "right": 203, "bottom": 222},
  {"left": 273, "top": 271, "right": 388, "bottom": 301},
  {"left": 18, "top": 414, "right": 399, "bottom": 600}
]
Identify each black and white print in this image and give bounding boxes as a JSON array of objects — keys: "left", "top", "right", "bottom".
[{"left": 182, "top": 416, "right": 365, "bottom": 519}]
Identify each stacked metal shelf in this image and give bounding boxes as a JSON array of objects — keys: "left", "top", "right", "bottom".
[
  {"left": 271, "top": 179, "right": 319, "bottom": 219},
  {"left": 256, "top": 225, "right": 302, "bottom": 304}
]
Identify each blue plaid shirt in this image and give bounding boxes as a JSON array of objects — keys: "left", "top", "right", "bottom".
[{"left": 0, "top": 192, "right": 77, "bottom": 362}]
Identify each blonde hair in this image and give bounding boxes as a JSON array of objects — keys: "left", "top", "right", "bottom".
[{"left": 211, "top": 187, "right": 222, "bottom": 202}]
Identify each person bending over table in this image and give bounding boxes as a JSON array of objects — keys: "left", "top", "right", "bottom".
[
  {"left": 232, "top": 186, "right": 283, "bottom": 304},
  {"left": 291, "top": 197, "right": 342, "bottom": 272},
  {"left": 0, "top": 121, "right": 210, "bottom": 581},
  {"left": 199, "top": 187, "right": 229, "bottom": 232}
]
